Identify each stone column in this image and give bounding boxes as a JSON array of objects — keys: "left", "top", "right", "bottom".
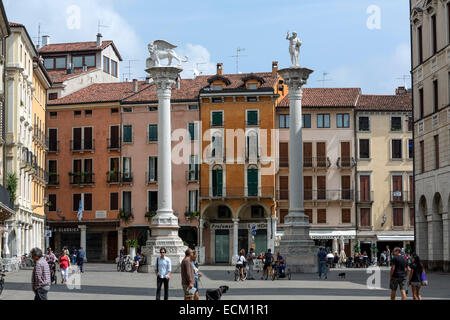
[
  {"left": 266, "top": 217, "right": 271, "bottom": 252},
  {"left": 24, "top": 224, "right": 29, "bottom": 254},
  {"left": 117, "top": 227, "right": 123, "bottom": 258},
  {"left": 196, "top": 218, "right": 205, "bottom": 264},
  {"left": 443, "top": 213, "right": 449, "bottom": 266},
  {"left": 16, "top": 222, "right": 22, "bottom": 256},
  {"left": 275, "top": 66, "right": 317, "bottom": 273},
  {"left": 232, "top": 219, "right": 239, "bottom": 263},
  {"left": 141, "top": 65, "right": 186, "bottom": 272},
  {"left": 79, "top": 225, "right": 87, "bottom": 262}
]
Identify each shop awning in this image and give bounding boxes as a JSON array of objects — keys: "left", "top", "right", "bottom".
[
  {"left": 377, "top": 235, "right": 414, "bottom": 241},
  {"left": 309, "top": 230, "right": 356, "bottom": 240}
]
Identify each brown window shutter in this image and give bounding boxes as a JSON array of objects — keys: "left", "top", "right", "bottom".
[
  {"left": 342, "top": 209, "right": 351, "bottom": 223},
  {"left": 280, "top": 142, "right": 289, "bottom": 167},
  {"left": 304, "top": 176, "right": 312, "bottom": 200},
  {"left": 303, "top": 142, "right": 312, "bottom": 167},
  {"left": 317, "top": 176, "right": 326, "bottom": 200},
  {"left": 280, "top": 209, "right": 289, "bottom": 224},
  {"left": 359, "top": 175, "right": 370, "bottom": 201},
  {"left": 393, "top": 208, "right": 404, "bottom": 227},
  {"left": 317, "top": 209, "right": 327, "bottom": 224},
  {"left": 279, "top": 176, "right": 289, "bottom": 200},
  {"left": 360, "top": 208, "right": 370, "bottom": 227},
  {"left": 341, "top": 142, "right": 350, "bottom": 166},
  {"left": 305, "top": 209, "right": 313, "bottom": 224},
  {"left": 316, "top": 142, "right": 326, "bottom": 167},
  {"left": 409, "top": 208, "right": 415, "bottom": 227}
]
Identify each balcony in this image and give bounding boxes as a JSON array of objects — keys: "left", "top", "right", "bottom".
[
  {"left": 245, "top": 120, "right": 260, "bottom": 127},
  {"left": 107, "top": 171, "right": 120, "bottom": 184},
  {"left": 336, "top": 157, "right": 356, "bottom": 169},
  {"left": 69, "top": 172, "right": 95, "bottom": 186},
  {"left": 121, "top": 172, "right": 133, "bottom": 184},
  {"left": 48, "top": 140, "right": 59, "bottom": 154},
  {"left": 200, "top": 187, "right": 275, "bottom": 199},
  {"left": 303, "top": 157, "right": 332, "bottom": 169},
  {"left": 186, "top": 170, "right": 199, "bottom": 183},
  {"left": 48, "top": 174, "right": 59, "bottom": 187},
  {"left": 70, "top": 139, "right": 95, "bottom": 153},
  {"left": 281, "top": 189, "right": 354, "bottom": 202},
  {"left": 107, "top": 139, "right": 121, "bottom": 152},
  {"left": 356, "top": 191, "right": 374, "bottom": 203},
  {"left": 390, "top": 190, "right": 411, "bottom": 203}
]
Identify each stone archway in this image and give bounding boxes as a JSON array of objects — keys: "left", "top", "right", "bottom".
[
  {"left": 430, "top": 193, "right": 444, "bottom": 266},
  {"left": 417, "top": 196, "right": 428, "bottom": 260}
]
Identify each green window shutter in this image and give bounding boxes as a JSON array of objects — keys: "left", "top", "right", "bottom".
[
  {"left": 123, "top": 126, "right": 132, "bottom": 142},
  {"left": 247, "top": 111, "right": 258, "bottom": 125},
  {"left": 213, "top": 170, "right": 223, "bottom": 197},
  {"left": 149, "top": 125, "right": 158, "bottom": 142},
  {"left": 189, "top": 123, "right": 195, "bottom": 141},
  {"left": 247, "top": 169, "right": 258, "bottom": 196},
  {"left": 212, "top": 112, "right": 223, "bottom": 127}
]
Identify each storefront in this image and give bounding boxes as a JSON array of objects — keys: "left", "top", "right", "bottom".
[
  {"left": 357, "top": 231, "right": 415, "bottom": 260},
  {"left": 309, "top": 229, "right": 356, "bottom": 258}
]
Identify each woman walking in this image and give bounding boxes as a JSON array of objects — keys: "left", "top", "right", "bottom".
[
  {"left": 408, "top": 254, "right": 425, "bottom": 300},
  {"left": 191, "top": 251, "right": 202, "bottom": 300},
  {"left": 59, "top": 250, "right": 71, "bottom": 285}
]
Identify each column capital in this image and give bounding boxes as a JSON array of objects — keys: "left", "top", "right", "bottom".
[
  {"left": 232, "top": 218, "right": 240, "bottom": 224},
  {"left": 78, "top": 225, "right": 87, "bottom": 231},
  {"left": 277, "top": 67, "right": 314, "bottom": 91},
  {"left": 146, "top": 66, "right": 182, "bottom": 91}
]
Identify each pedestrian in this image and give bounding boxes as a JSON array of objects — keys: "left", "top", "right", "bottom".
[
  {"left": 246, "top": 248, "right": 256, "bottom": 280},
  {"left": 155, "top": 247, "right": 171, "bottom": 300},
  {"left": 333, "top": 252, "right": 339, "bottom": 268},
  {"left": 181, "top": 248, "right": 195, "bottom": 300},
  {"left": 261, "top": 248, "right": 273, "bottom": 280},
  {"left": 408, "top": 254, "right": 426, "bottom": 300},
  {"left": 30, "top": 248, "right": 51, "bottom": 300},
  {"left": 59, "top": 250, "right": 70, "bottom": 285},
  {"left": 192, "top": 251, "right": 202, "bottom": 300},
  {"left": 77, "top": 246, "right": 86, "bottom": 273},
  {"left": 390, "top": 247, "right": 410, "bottom": 300},
  {"left": 71, "top": 247, "right": 78, "bottom": 265},
  {"left": 326, "top": 251, "right": 334, "bottom": 268},
  {"left": 317, "top": 247, "right": 327, "bottom": 279},
  {"left": 44, "top": 248, "right": 57, "bottom": 263}
]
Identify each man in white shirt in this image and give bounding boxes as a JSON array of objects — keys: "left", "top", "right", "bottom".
[{"left": 155, "top": 247, "right": 171, "bottom": 300}]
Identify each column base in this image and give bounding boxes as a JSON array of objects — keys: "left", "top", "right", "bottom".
[{"left": 276, "top": 209, "right": 318, "bottom": 273}]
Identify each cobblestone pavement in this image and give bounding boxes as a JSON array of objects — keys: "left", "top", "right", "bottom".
[{"left": 1, "top": 264, "right": 449, "bottom": 300}]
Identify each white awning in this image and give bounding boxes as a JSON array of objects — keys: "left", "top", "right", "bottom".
[
  {"left": 377, "top": 235, "right": 414, "bottom": 241},
  {"left": 309, "top": 230, "right": 356, "bottom": 240}
]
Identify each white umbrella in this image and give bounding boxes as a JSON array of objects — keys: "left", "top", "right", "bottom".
[
  {"left": 332, "top": 238, "right": 338, "bottom": 254},
  {"left": 339, "top": 237, "right": 346, "bottom": 263}
]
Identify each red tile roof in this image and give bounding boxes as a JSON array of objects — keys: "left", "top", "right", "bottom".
[
  {"left": 357, "top": 94, "right": 412, "bottom": 111},
  {"left": 278, "top": 88, "right": 361, "bottom": 108},
  {"left": 39, "top": 41, "right": 123, "bottom": 61},
  {"left": 8, "top": 22, "right": 24, "bottom": 27},
  {"left": 202, "top": 72, "right": 278, "bottom": 90},
  {"left": 47, "top": 67, "right": 97, "bottom": 84},
  {"left": 48, "top": 81, "right": 152, "bottom": 106}
]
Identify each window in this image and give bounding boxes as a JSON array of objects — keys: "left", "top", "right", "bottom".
[
  {"left": 359, "top": 139, "right": 370, "bottom": 159},
  {"left": 84, "top": 194, "right": 92, "bottom": 211},
  {"left": 247, "top": 97, "right": 257, "bottom": 102},
  {"left": 391, "top": 116, "right": 402, "bottom": 131},
  {"left": 188, "top": 105, "right": 198, "bottom": 110},
  {"left": 391, "top": 139, "right": 402, "bottom": 159},
  {"left": 279, "top": 114, "right": 289, "bottom": 128},
  {"left": 123, "top": 107, "right": 133, "bottom": 113},
  {"left": 247, "top": 110, "right": 259, "bottom": 126},
  {"left": 148, "top": 124, "right": 158, "bottom": 142},
  {"left": 407, "top": 116, "right": 413, "bottom": 132},
  {"left": 393, "top": 208, "right": 404, "bottom": 227},
  {"left": 188, "top": 191, "right": 198, "bottom": 212},
  {"left": 213, "top": 84, "right": 223, "bottom": 91},
  {"left": 211, "top": 133, "right": 223, "bottom": 158},
  {"left": 48, "top": 93, "right": 58, "bottom": 101},
  {"left": 360, "top": 208, "right": 371, "bottom": 227},
  {"left": 410, "top": 208, "right": 415, "bottom": 227},
  {"left": 110, "top": 193, "right": 119, "bottom": 211},
  {"left": 85, "top": 56, "right": 95, "bottom": 67},
  {"left": 431, "top": 14, "right": 437, "bottom": 54},
  {"left": 434, "top": 135, "right": 439, "bottom": 169},
  {"left": 111, "top": 60, "right": 118, "bottom": 77},
  {"left": 73, "top": 55, "right": 95, "bottom": 68},
  {"left": 148, "top": 106, "right": 158, "bottom": 112},
  {"left": 279, "top": 143, "right": 288, "bottom": 167},
  {"left": 148, "top": 191, "right": 158, "bottom": 212},
  {"left": 103, "top": 56, "right": 110, "bottom": 74},
  {"left": 303, "top": 114, "right": 311, "bottom": 128},
  {"left": 248, "top": 83, "right": 258, "bottom": 90},
  {"left": 85, "top": 110, "right": 92, "bottom": 117},
  {"left": 337, "top": 114, "right": 350, "bottom": 128},
  {"left": 317, "top": 209, "right": 327, "bottom": 224},
  {"left": 419, "top": 88, "right": 424, "bottom": 119},
  {"left": 111, "top": 108, "right": 119, "bottom": 114},
  {"left": 44, "top": 58, "right": 54, "bottom": 70},
  {"left": 247, "top": 166, "right": 258, "bottom": 196},
  {"left": 342, "top": 209, "right": 351, "bottom": 224},
  {"left": 49, "top": 112, "right": 57, "bottom": 119},
  {"left": 218, "top": 206, "right": 231, "bottom": 219},
  {"left": 48, "top": 128, "right": 58, "bottom": 152},
  {"left": 148, "top": 157, "right": 158, "bottom": 182},
  {"left": 188, "top": 122, "right": 198, "bottom": 141},
  {"left": 122, "top": 191, "right": 132, "bottom": 212},
  {"left": 212, "top": 166, "right": 223, "bottom": 197},
  {"left": 246, "top": 131, "right": 259, "bottom": 160},
  {"left": 408, "top": 139, "right": 414, "bottom": 159},
  {"left": 433, "top": 80, "right": 439, "bottom": 113},
  {"left": 358, "top": 116, "right": 370, "bottom": 131},
  {"left": 123, "top": 125, "right": 132, "bottom": 143},
  {"left": 48, "top": 194, "right": 56, "bottom": 212},
  {"left": 317, "top": 114, "right": 330, "bottom": 128},
  {"left": 212, "top": 97, "right": 222, "bottom": 103},
  {"left": 73, "top": 194, "right": 81, "bottom": 212},
  {"left": 188, "top": 155, "right": 199, "bottom": 181},
  {"left": 212, "top": 111, "right": 223, "bottom": 127},
  {"left": 74, "top": 110, "right": 82, "bottom": 118},
  {"left": 280, "top": 209, "right": 289, "bottom": 224},
  {"left": 420, "top": 141, "right": 425, "bottom": 173},
  {"left": 305, "top": 209, "right": 313, "bottom": 224},
  {"left": 417, "top": 25, "right": 423, "bottom": 63}
]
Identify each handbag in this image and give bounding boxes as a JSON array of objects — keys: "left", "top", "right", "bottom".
[{"left": 421, "top": 271, "right": 428, "bottom": 286}]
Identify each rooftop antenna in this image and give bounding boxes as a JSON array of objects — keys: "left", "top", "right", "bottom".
[
  {"left": 123, "top": 59, "right": 139, "bottom": 82},
  {"left": 229, "top": 47, "right": 247, "bottom": 74},
  {"left": 33, "top": 23, "right": 47, "bottom": 49},
  {"left": 189, "top": 62, "right": 207, "bottom": 78},
  {"left": 317, "top": 72, "right": 332, "bottom": 88},
  {"left": 97, "top": 20, "right": 110, "bottom": 35},
  {"left": 396, "top": 75, "right": 411, "bottom": 90}
]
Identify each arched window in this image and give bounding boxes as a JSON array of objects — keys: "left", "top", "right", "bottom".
[
  {"left": 247, "top": 165, "right": 258, "bottom": 197},
  {"left": 246, "top": 130, "right": 259, "bottom": 161}
]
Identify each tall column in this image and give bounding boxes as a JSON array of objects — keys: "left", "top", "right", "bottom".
[
  {"left": 16, "top": 222, "right": 22, "bottom": 256},
  {"left": 275, "top": 66, "right": 317, "bottom": 273},
  {"left": 197, "top": 218, "right": 205, "bottom": 264},
  {"left": 232, "top": 218, "right": 239, "bottom": 263},
  {"left": 141, "top": 64, "right": 187, "bottom": 272},
  {"left": 266, "top": 217, "right": 271, "bottom": 252},
  {"left": 79, "top": 225, "right": 87, "bottom": 262},
  {"left": 24, "top": 224, "right": 29, "bottom": 254},
  {"left": 117, "top": 227, "right": 123, "bottom": 257}
]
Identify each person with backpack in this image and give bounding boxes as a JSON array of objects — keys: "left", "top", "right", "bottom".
[
  {"left": 155, "top": 247, "right": 171, "bottom": 300},
  {"left": 408, "top": 254, "right": 426, "bottom": 300}
]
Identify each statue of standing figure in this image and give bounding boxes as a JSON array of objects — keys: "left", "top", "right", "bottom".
[{"left": 286, "top": 31, "right": 302, "bottom": 67}]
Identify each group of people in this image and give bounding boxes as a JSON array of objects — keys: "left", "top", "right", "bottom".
[{"left": 235, "top": 248, "right": 286, "bottom": 281}]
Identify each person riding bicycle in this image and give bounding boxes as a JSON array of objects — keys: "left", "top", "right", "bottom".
[
  {"left": 261, "top": 249, "right": 274, "bottom": 280},
  {"left": 236, "top": 249, "right": 246, "bottom": 281},
  {"left": 275, "top": 252, "right": 286, "bottom": 276}
]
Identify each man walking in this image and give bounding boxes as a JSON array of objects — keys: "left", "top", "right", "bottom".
[
  {"left": 31, "top": 248, "right": 51, "bottom": 300},
  {"left": 181, "top": 248, "right": 195, "bottom": 300},
  {"left": 155, "top": 247, "right": 171, "bottom": 300},
  {"left": 246, "top": 248, "right": 256, "bottom": 280},
  {"left": 317, "top": 247, "right": 327, "bottom": 279},
  {"left": 77, "top": 247, "right": 86, "bottom": 273},
  {"left": 390, "top": 247, "right": 410, "bottom": 300},
  {"left": 261, "top": 248, "right": 274, "bottom": 280}
]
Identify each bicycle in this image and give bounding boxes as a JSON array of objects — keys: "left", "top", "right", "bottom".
[
  {"left": 234, "top": 264, "right": 247, "bottom": 281},
  {"left": 263, "top": 264, "right": 275, "bottom": 280},
  {"left": 117, "top": 256, "right": 125, "bottom": 272},
  {"left": 118, "top": 255, "right": 133, "bottom": 272}
]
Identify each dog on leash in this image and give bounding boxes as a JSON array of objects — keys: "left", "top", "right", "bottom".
[
  {"left": 338, "top": 272, "right": 346, "bottom": 279},
  {"left": 206, "top": 286, "right": 229, "bottom": 300}
]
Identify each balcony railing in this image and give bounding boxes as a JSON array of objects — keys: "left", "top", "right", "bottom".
[
  {"left": 186, "top": 170, "right": 199, "bottom": 183},
  {"left": 48, "top": 174, "right": 59, "bottom": 186},
  {"left": 245, "top": 120, "right": 260, "bottom": 127},
  {"left": 277, "top": 189, "right": 354, "bottom": 201},
  {"left": 69, "top": 173, "right": 95, "bottom": 185},
  {"left": 336, "top": 157, "right": 356, "bottom": 169},
  {"left": 390, "top": 190, "right": 412, "bottom": 203},
  {"left": 107, "top": 138, "right": 121, "bottom": 151},
  {"left": 200, "top": 187, "right": 275, "bottom": 199},
  {"left": 303, "top": 157, "right": 332, "bottom": 169},
  {"left": 356, "top": 191, "right": 374, "bottom": 203},
  {"left": 121, "top": 172, "right": 133, "bottom": 184},
  {"left": 107, "top": 171, "right": 120, "bottom": 184},
  {"left": 70, "top": 139, "right": 95, "bottom": 152}
]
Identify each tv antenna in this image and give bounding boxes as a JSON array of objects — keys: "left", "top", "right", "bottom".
[
  {"left": 123, "top": 59, "right": 139, "bottom": 82},
  {"left": 229, "top": 47, "right": 247, "bottom": 74},
  {"left": 33, "top": 23, "right": 47, "bottom": 49},
  {"left": 396, "top": 74, "right": 411, "bottom": 90},
  {"left": 98, "top": 20, "right": 110, "bottom": 35},
  {"left": 189, "top": 62, "right": 207, "bottom": 78},
  {"left": 317, "top": 72, "right": 332, "bottom": 88}
]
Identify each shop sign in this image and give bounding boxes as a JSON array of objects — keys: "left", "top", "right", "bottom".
[
  {"left": 52, "top": 227, "right": 80, "bottom": 233},
  {"left": 96, "top": 211, "right": 107, "bottom": 219}
]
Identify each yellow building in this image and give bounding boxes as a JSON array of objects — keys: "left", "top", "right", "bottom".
[
  {"left": 199, "top": 62, "right": 286, "bottom": 264},
  {"left": 355, "top": 88, "right": 414, "bottom": 256},
  {"left": 31, "top": 58, "right": 51, "bottom": 222}
]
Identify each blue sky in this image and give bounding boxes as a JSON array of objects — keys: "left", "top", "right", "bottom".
[{"left": 4, "top": 0, "right": 411, "bottom": 94}]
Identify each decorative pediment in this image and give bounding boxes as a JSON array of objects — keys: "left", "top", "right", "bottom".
[
  {"left": 241, "top": 73, "right": 265, "bottom": 85},
  {"left": 207, "top": 75, "right": 231, "bottom": 86}
]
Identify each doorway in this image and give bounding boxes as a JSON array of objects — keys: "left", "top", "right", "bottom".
[
  {"left": 238, "top": 229, "right": 249, "bottom": 254},
  {"left": 215, "top": 230, "right": 230, "bottom": 263}
]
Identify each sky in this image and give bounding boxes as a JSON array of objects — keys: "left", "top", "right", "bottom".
[{"left": 4, "top": 0, "right": 412, "bottom": 94}]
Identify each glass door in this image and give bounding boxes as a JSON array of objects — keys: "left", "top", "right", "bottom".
[{"left": 215, "top": 230, "right": 229, "bottom": 263}]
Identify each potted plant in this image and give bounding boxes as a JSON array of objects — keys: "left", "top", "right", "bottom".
[
  {"left": 184, "top": 211, "right": 199, "bottom": 221},
  {"left": 145, "top": 211, "right": 157, "bottom": 221},
  {"left": 353, "top": 243, "right": 361, "bottom": 254},
  {"left": 6, "top": 172, "right": 18, "bottom": 206},
  {"left": 118, "top": 209, "right": 133, "bottom": 224},
  {"left": 126, "top": 239, "right": 139, "bottom": 260}
]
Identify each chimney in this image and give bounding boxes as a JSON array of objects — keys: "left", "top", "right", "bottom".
[
  {"left": 145, "top": 76, "right": 152, "bottom": 84},
  {"left": 175, "top": 76, "right": 181, "bottom": 90},
  {"left": 395, "top": 86, "right": 407, "bottom": 95},
  {"left": 217, "top": 63, "right": 223, "bottom": 76},
  {"left": 96, "top": 33, "right": 103, "bottom": 47},
  {"left": 133, "top": 79, "right": 138, "bottom": 93},
  {"left": 272, "top": 61, "right": 279, "bottom": 76},
  {"left": 42, "top": 35, "right": 50, "bottom": 47}
]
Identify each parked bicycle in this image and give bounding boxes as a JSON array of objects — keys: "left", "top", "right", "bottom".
[{"left": 117, "top": 255, "right": 132, "bottom": 272}]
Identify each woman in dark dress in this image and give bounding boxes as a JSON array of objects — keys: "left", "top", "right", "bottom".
[{"left": 408, "top": 254, "right": 425, "bottom": 300}]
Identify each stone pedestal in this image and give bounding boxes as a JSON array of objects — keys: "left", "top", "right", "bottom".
[
  {"left": 141, "top": 66, "right": 187, "bottom": 272},
  {"left": 275, "top": 66, "right": 317, "bottom": 273}
]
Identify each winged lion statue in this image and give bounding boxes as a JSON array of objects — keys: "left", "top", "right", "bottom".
[{"left": 146, "top": 40, "right": 189, "bottom": 68}]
